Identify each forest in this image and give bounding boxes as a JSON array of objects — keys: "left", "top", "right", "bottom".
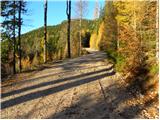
[{"left": 1, "top": 0, "right": 159, "bottom": 119}]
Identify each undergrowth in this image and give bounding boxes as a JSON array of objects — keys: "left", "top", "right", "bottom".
[{"left": 106, "top": 50, "right": 125, "bottom": 72}]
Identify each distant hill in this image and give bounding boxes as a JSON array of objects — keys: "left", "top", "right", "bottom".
[{"left": 1, "top": 19, "right": 95, "bottom": 75}]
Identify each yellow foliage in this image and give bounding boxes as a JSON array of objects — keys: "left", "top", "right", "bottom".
[
  {"left": 96, "top": 22, "right": 105, "bottom": 50},
  {"left": 32, "top": 55, "right": 40, "bottom": 66},
  {"left": 90, "top": 33, "right": 97, "bottom": 49},
  {"left": 81, "top": 29, "right": 85, "bottom": 37},
  {"left": 90, "top": 22, "right": 105, "bottom": 50},
  {"left": 21, "top": 57, "right": 31, "bottom": 70}
]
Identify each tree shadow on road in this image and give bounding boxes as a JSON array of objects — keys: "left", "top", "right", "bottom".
[
  {"left": 2, "top": 52, "right": 108, "bottom": 88},
  {"left": 1, "top": 66, "right": 115, "bottom": 109},
  {"left": 1, "top": 66, "right": 113, "bottom": 98},
  {"left": 49, "top": 74, "right": 158, "bottom": 119}
]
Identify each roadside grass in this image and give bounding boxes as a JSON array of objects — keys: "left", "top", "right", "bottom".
[
  {"left": 106, "top": 49, "right": 158, "bottom": 97},
  {"left": 106, "top": 50, "right": 125, "bottom": 73}
]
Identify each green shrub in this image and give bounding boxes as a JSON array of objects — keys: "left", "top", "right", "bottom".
[
  {"left": 106, "top": 50, "right": 126, "bottom": 72},
  {"left": 149, "top": 63, "right": 159, "bottom": 75},
  {"left": 115, "top": 54, "right": 125, "bottom": 72}
]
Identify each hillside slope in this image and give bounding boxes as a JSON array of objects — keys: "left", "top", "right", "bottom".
[{"left": 1, "top": 19, "right": 94, "bottom": 76}]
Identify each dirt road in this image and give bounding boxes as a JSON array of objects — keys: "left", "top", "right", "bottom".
[{"left": 1, "top": 49, "right": 158, "bottom": 119}]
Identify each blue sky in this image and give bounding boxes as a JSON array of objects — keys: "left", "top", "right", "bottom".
[{"left": 22, "top": 0, "right": 105, "bottom": 34}]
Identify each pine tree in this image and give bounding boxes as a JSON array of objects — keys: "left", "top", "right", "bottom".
[
  {"left": 1, "top": 0, "right": 27, "bottom": 74},
  {"left": 18, "top": 1, "right": 22, "bottom": 72},
  {"left": 13, "top": 0, "right": 16, "bottom": 74},
  {"left": 44, "top": 0, "right": 47, "bottom": 63},
  {"left": 66, "top": 0, "right": 71, "bottom": 58},
  {"left": 17, "top": 0, "right": 27, "bottom": 72}
]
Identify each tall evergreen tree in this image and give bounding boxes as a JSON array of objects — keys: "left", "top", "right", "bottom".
[
  {"left": 66, "top": 0, "right": 71, "bottom": 58},
  {"left": 13, "top": 0, "right": 16, "bottom": 74},
  {"left": 1, "top": 0, "right": 27, "bottom": 74},
  {"left": 44, "top": 0, "right": 48, "bottom": 63},
  {"left": 18, "top": 0, "right": 22, "bottom": 72},
  {"left": 17, "top": 0, "right": 27, "bottom": 72}
]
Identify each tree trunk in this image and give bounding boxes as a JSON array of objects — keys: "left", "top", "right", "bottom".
[
  {"left": 79, "top": 0, "right": 82, "bottom": 56},
  {"left": 79, "top": 17, "right": 82, "bottom": 56},
  {"left": 66, "top": 0, "right": 71, "bottom": 58},
  {"left": 44, "top": 0, "right": 47, "bottom": 63},
  {"left": 13, "top": 0, "right": 16, "bottom": 74},
  {"left": 18, "top": 1, "right": 22, "bottom": 72}
]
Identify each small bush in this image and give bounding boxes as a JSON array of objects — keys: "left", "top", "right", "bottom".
[
  {"left": 115, "top": 55, "right": 126, "bottom": 72},
  {"left": 149, "top": 63, "right": 159, "bottom": 75},
  {"left": 106, "top": 50, "right": 126, "bottom": 72}
]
